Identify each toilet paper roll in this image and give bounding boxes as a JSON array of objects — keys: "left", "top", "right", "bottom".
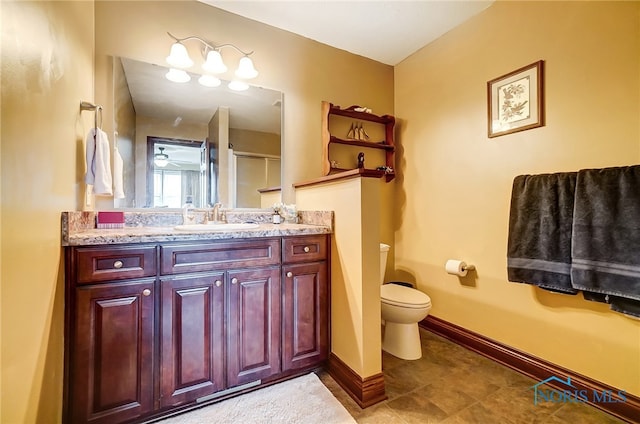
[{"left": 445, "top": 259, "right": 468, "bottom": 277}]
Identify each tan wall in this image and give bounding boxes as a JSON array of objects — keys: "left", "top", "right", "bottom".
[
  {"left": 297, "top": 177, "right": 384, "bottom": 378},
  {"left": 212, "top": 107, "right": 231, "bottom": 205},
  {"left": 0, "top": 1, "right": 95, "bottom": 422},
  {"left": 260, "top": 189, "right": 282, "bottom": 208},
  {"left": 113, "top": 57, "right": 136, "bottom": 207},
  {"left": 394, "top": 0, "right": 640, "bottom": 396},
  {"left": 229, "top": 128, "right": 280, "bottom": 156}
]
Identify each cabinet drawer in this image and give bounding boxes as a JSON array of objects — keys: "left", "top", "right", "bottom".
[
  {"left": 75, "top": 246, "right": 157, "bottom": 284},
  {"left": 161, "top": 239, "right": 280, "bottom": 275},
  {"left": 282, "top": 235, "right": 328, "bottom": 264}
]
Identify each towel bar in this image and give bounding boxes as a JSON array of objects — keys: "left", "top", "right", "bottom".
[{"left": 80, "top": 101, "right": 103, "bottom": 129}]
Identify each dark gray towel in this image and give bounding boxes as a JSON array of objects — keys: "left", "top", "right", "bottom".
[
  {"left": 571, "top": 165, "right": 640, "bottom": 302},
  {"left": 582, "top": 292, "right": 640, "bottom": 318},
  {"left": 507, "top": 172, "right": 578, "bottom": 294}
]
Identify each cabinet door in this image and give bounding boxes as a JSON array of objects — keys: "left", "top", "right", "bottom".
[
  {"left": 282, "top": 262, "right": 329, "bottom": 371},
  {"left": 227, "top": 267, "right": 281, "bottom": 387},
  {"left": 160, "top": 273, "right": 225, "bottom": 407},
  {"left": 70, "top": 280, "right": 154, "bottom": 424}
]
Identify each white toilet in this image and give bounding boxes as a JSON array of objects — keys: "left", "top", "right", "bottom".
[{"left": 380, "top": 243, "right": 432, "bottom": 360}]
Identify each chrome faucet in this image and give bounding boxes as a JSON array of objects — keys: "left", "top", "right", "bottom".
[{"left": 208, "top": 203, "right": 224, "bottom": 224}]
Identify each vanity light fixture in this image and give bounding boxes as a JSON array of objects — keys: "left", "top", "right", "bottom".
[
  {"left": 166, "top": 32, "right": 258, "bottom": 88},
  {"left": 166, "top": 42, "right": 193, "bottom": 68},
  {"left": 202, "top": 50, "right": 227, "bottom": 74},
  {"left": 165, "top": 68, "right": 191, "bottom": 83},
  {"left": 236, "top": 56, "right": 258, "bottom": 79},
  {"left": 154, "top": 147, "right": 169, "bottom": 168},
  {"left": 228, "top": 80, "right": 249, "bottom": 91},
  {"left": 198, "top": 74, "right": 222, "bottom": 88}
]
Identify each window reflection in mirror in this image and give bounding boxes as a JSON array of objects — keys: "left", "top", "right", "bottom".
[{"left": 113, "top": 56, "right": 282, "bottom": 209}]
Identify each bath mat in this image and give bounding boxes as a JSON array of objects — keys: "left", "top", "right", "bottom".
[{"left": 157, "top": 372, "right": 356, "bottom": 424}]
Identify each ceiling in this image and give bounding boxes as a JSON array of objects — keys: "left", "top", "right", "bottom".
[{"left": 202, "top": 0, "right": 494, "bottom": 66}]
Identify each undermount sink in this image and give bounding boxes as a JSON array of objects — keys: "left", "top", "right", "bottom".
[{"left": 174, "top": 223, "right": 261, "bottom": 231}]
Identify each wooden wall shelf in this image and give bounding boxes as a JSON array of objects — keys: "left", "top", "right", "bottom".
[
  {"left": 326, "top": 106, "right": 394, "bottom": 124},
  {"left": 294, "top": 168, "right": 387, "bottom": 189},
  {"left": 329, "top": 136, "right": 395, "bottom": 151},
  {"left": 321, "top": 101, "right": 396, "bottom": 182}
]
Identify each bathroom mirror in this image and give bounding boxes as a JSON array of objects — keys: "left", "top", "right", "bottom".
[{"left": 113, "top": 57, "right": 282, "bottom": 209}]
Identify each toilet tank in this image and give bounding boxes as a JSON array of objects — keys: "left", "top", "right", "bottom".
[{"left": 380, "top": 243, "right": 390, "bottom": 285}]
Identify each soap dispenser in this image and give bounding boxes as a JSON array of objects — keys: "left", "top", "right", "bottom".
[{"left": 182, "top": 195, "right": 196, "bottom": 225}]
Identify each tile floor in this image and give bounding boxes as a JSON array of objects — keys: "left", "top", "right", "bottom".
[{"left": 318, "top": 327, "right": 626, "bottom": 424}]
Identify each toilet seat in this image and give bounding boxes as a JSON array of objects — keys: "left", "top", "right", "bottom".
[{"left": 381, "top": 283, "right": 431, "bottom": 309}]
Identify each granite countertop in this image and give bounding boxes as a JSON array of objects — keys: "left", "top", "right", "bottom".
[
  {"left": 61, "top": 210, "right": 333, "bottom": 246},
  {"left": 64, "top": 223, "right": 331, "bottom": 246}
]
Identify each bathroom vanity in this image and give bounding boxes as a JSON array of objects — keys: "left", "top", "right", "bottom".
[{"left": 62, "top": 213, "right": 331, "bottom": 424}]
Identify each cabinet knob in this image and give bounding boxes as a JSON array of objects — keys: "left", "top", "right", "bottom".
[
  {"left": 303, "top": 246, "right": 310, "bottom": 253},
  {"left": 215, "top": 280, "right": 222, "bottom": 287},
  {"left": 142, "top": 289, "right": 151, "bottom": 296},
  {"left": 286, "top": 272, "right": 293, "bottom": 278},
  {"left": 113, "top": 260, "right": 123, "bottom": 269},
  {"left": 231, "top": 277, "right": 238, "bottom": 285}
]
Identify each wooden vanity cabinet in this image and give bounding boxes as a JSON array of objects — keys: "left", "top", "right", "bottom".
[
  {"left": 159, "top": 267, "right": 282, "bottom": 407},
  {"left": 65, "top": 246, "right": 157, "bottom": 424},
  {"left": 158, "top": 238, "right": 282, "bottom": 406},
  {"left": 282, "top": 235, "right": 329, "bottom": 372},
  {"left": 159, "top": 272, "right": 225, "bottom": 408},
  {"left": 226, "top": 266, "right": 281, "bottom": 387},
  {"left": 64, "top": 235, "right": 329, "bottom": 424}
]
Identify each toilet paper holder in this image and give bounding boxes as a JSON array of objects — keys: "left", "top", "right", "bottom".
[{"left": 445, "top": 259, "right": 476, "bottom": 277}]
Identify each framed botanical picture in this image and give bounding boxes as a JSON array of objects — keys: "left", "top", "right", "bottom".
[{"left": 487, "top": 60, "right": 544, "bottom": 138}]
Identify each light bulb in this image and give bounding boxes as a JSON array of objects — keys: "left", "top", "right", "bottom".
[
  {"left": 228, "top": 80, "right": 249, "bottom": 91},
  {"left": 166, "top": 68, "right": 191, "bottom": 83},
  {"left": 198, "top": 74, "right": 221, "bottom": 87},
  {"left": 202, "top": 50, "right": 227, "bottom": 74},
  {"left": 235, "top": 56, "right": 258, "bottom": 79},
  {"left": 166, "top": 42, "right": 193, "bottom": 68}
]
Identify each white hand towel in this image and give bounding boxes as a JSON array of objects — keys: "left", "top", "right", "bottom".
[
  {"left": 84, "top": 128, "right": 113, "bottom": 196},
  {"left": 113, "top": 145, "right": 125, "bottom": 199}
]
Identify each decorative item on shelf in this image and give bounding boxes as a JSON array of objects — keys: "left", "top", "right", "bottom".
[
  {"left": 357, "top": 152, "right": 365, "bottom": 169},
  {"left": 346, "top": 123, "right": 356, "bottom": 140},
  {"left": 345, "top": 105, "right": 373, "bottom": 114},
  {"left": 346, "top": 122, "right": 369, "bottom": 141},
  {"left": 376, "top": 166, "right": 394, "bottom": 174},
  {"left": 165, "top": 32, "right": 258, "bottom": 91},
  {"left": 330, "top": 160, "right": 340, "bottom": 169},
  {"left": 358, "top": 123, "right": 369, "bottom": 141}
]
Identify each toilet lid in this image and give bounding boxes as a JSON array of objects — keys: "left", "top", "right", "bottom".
[{"left": 381, "top": 284, "right": 431, "bottom": 308}]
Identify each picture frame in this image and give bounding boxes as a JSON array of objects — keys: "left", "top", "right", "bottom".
[{"left": 487, "top": 60, "right": 544, "bottom": 138}]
